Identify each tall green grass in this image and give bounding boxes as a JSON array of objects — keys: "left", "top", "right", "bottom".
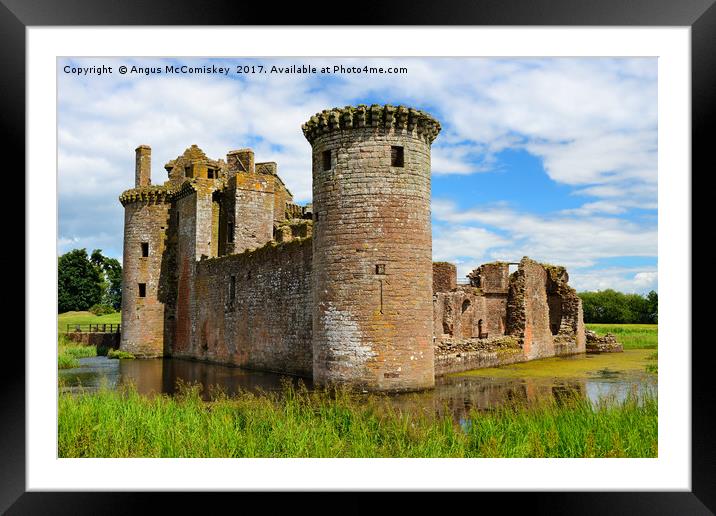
[
  {"left": 58, "top": 381, "right": 657, "bottom": 458},
  {"left": 586, "top": 323, "right": 658, "bottom": 349},
  {"left": 58, "top": 334, "right": 97, "bottom": 369}
]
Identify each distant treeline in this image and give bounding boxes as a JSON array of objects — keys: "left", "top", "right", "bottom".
[{"left": 578, "top": 289, "right": 657, "bottom": 324}]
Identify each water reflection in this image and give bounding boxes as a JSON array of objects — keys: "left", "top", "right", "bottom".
[{"left": 60, "top": 356, "right": 656, "bottom": 423}]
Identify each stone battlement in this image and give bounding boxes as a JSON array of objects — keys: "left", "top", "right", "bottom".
[
  {"left": 301, "top": 104, "right": 441, "bottom": 144},
  {"left": 119, "top": 185, "right": 175, "bottom": 206}
]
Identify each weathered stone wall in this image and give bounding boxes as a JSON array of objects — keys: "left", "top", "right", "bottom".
[
  {"left": 434, "top": 336, "right": 523, "bottom": 376},
  {"left": 184, "top": 238, "right": 313, "bottom": 376},
  {"left": 433, "top": 288, "right": 507, "bottom": 341},
  {"left": 228, "top": 172, "right": 275, "bottom": 253},
  {"left": 504, "top": 257, "right": 585, "bottom": 361},
  {"left": 65, "top": 331, "right": 121, "bottom": 351},
  {"left": 307, "top": 105, "right": 440, "bottom": 392},
  {"left": 432, "top": 262, "right": 457, "bottom": 292},
  {"left": 545, "top": 265, "right": 586, "bottom": 355},
  {"left": 172, "top": 191, "right": 199, "bottom": 356},
  {"left": 506, "top": 257, "right": 553, "bottom": 359},
  {"left": 467, "top": 262, "right": 510, "bottom": 293},
  {"left": 119, "top": 193, "right": 171, "bottom": 357}
]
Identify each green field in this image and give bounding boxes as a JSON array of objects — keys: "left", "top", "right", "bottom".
[
  {"left": 586, "top": 323, "right": 658, "bottom": 350},
  {"left": 58, "top": 310, "right": 121, "bottom": 334},
  {"left": 58, "top": 382, "right": 657, "bottom": 458}
]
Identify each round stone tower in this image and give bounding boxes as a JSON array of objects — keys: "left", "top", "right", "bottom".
[
  {"left": 302, "top": 104, "right": 441, "bottom": 392},
  {"left": 118, "top": 145, "right": 171, "bottom": 357}
]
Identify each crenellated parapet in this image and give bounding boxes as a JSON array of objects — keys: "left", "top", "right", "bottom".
[
  {"left": 119, "top": 185, "right": 175, "bottom": 206},
  {"left": 301, "top": 104, "right": 441, "bottom": 145}
]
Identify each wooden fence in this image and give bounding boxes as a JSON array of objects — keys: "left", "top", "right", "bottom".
[{"left": 64, "top": 323, "right": 121, "bottom": 333}]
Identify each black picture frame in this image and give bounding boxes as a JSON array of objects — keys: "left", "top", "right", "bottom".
[{"left": 5, "top": 0, "right": 708, "bottom": 512}]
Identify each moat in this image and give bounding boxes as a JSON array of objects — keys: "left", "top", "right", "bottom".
[{"left": 59, "top": 350, "right": 657, "bottom": 424}]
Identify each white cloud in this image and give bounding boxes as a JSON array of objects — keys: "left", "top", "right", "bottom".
[
  {"left": 431, "top": 199, "right": 657, "bottom": 292},
  {"left": 569, "top": 268, "right": 658, "bottom": 294}
]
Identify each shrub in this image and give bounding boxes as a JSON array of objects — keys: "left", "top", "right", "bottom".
[
  {"left": 107, "top": 349, "right": 135, "bottom": 360},
  {"left": 89, "top": 304, "right": 116, "bottom": 316}
]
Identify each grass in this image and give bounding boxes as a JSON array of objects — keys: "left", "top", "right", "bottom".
[
  {"left": 586, "top": 323, "right": 658, "bottom": 350},
  {"left": 58, "top": 381, "right": 657, "bottom": 458},
  {"left": 58, "top": 310, "right": 121, "bottom": 334},
  {"left": 58, "top": 334, "right": 98, "bottom": 369},
  {"left": 107, "top": 349, "right": 135, "bottom": 359}
]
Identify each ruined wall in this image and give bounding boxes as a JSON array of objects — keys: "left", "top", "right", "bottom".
[
  {"left": 432, "top": 262, "right": 457, "bottom": 292},
  {"left": 433, "top": 288, "right": 507, "bottom": 342},
  {"left": 119, "top": 190, "right": 171, "bottom": 357},
  {"left": 187, "top": 238, "right": 313, "bottom": 376},
  {"left": 545, "top": 266, "right": 586, "bottom": 355},
  {"left": 228, "top": 172, "right": 275, "bottom": 253},
  {"left": 307, "top": 105, "right": 440, "bottom": 392},
  {"left": 506, "top": 257, "right": 553, "bottom": 360},
  {"left": 504, "top": 257, "right": 585, "bottom": 360},
  {"left": 434, "top": 336, "right": 524, "bottom": 376}
]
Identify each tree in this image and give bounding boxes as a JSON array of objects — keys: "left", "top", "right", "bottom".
[
  {"left": 58, "top": 249, "right": 104, "bottom": 312},
  {"left": 90, "top": 249, "right": 123, "bottom": 310},
  {"left": 578, "top": 289, "right": 658, "bottom": 324},
  {"left": 58, "top": 248, "right": 123, "bottom": 313},
  {"left": 645, "top": 290, "right": 658, "bottom": 323}
]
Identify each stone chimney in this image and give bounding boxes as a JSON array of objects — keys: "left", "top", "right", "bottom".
[
  {"left": 226, "top": 148, "right": 255, "bottom": 174},
  {"left": 135, "top": 145, "right": 151, "bottom": 187}
]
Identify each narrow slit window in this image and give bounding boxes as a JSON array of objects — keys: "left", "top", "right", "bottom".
[
  {"left": 391, "top": 146, "right": 404, "bottom": 167},
  {"left": 140, "top": 242, "right": 149, "bottom": 257},
  {"left": 322, "top": 150, "right": 332, "bottom": 171},
  {"left": 227, "top": 222, "right": 234, "bottom": 243},
  {"left": 138, "top": 283, "right": 146, "bottom": 298},
  {"left": 229, "top": 275, "right": 236, "bottom": 301}
]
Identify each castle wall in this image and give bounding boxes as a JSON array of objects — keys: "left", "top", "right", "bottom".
[
  {"left": 433, "top": 289, "right": 507, "bottom": 341},
  {"left": 506, "top": 257, "right": 554, "bottom": 360},
  {"left": 432, "top": 262, "right": 457, "bottom": 292},
  {"left": 229, "top": 173, "right": 275, "bottom": 253},
  {"left": 308, "top": 107, "right": 439, "bottom": 392},
  {"left": 120, "top": 198, "right": 170, "bottom": 357},
  {"left": 184, "top": 238, "right": 313, "bottom": 376},
  {"left": 173, "top": 192, "right": 199, "bottom": 355}
]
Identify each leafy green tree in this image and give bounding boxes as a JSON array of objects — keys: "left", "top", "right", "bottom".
[
  {"left": 579, "top": 289, "right": 658, "bottom": 324},
  {"left": 645, "top": 290, "right": 658, "bottom": 323},
  {"left": 90, "top": 249, "right": 123, "bottom": 310},
  {"left": 58, "top": 249, "right": 104, "bottom": 312}
]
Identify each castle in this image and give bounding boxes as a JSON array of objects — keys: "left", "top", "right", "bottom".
[{"left": 119, "top": 104, "right": 585, "bottom": 392}]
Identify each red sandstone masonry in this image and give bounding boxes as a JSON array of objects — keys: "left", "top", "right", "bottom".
[
  {"left": 119, "top": 195, "right": 170, "bottom": 357},
  {"left": 119, "top": 106, "right": 586, "bottom": 390},
  {"left": 432, "top": 262, "right": 457, "bottom": 292},
  {"left": 305, "top": 105, "right": 440, "bottom": 392},
  {"left": 188, "top": 238, "right": 313, "bottom": 376}
]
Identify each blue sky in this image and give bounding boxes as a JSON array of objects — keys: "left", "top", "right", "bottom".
[{"left": 58, "top": 57, "right": 657, "bottom": 294}]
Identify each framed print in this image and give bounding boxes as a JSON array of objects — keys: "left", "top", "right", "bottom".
[{"left": 6, "top": 0, "right": 710, "bottom": 512}]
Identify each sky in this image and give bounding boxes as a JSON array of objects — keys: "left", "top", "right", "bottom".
[{"left": 57, "top": 57, "right": 658, "bottom": 294}]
